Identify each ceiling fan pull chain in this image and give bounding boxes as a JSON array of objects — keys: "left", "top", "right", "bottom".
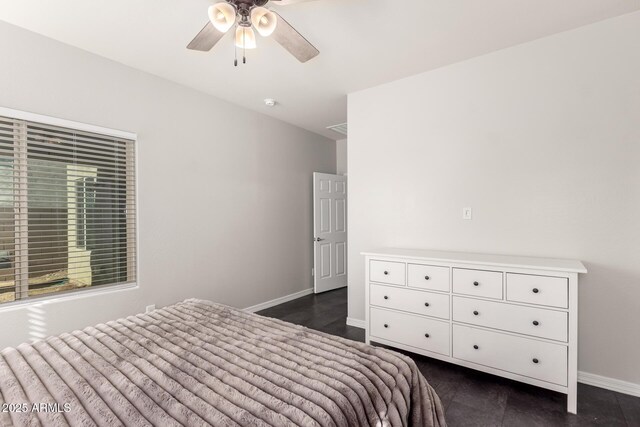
[
  {"left": 234, "top": 27, "right": 238, "bottom": 67},
  {"left": 243, "top": 30, "right": 247, "bottom": 64}
]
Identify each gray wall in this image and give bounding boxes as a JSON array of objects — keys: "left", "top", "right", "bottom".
[
  {"left": 0, "top": 21, "right": 335, "bottom": 348},
  {"left": 348, "top": 11, "right": 640, "bottom": 384},
  {"left": 336, "top": 138, "right": 347, "bottom": 175}
]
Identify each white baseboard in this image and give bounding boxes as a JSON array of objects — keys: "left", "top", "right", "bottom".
[
  {"left": 578, "top": 371, "right": 640, "bottom": 398},
  {"left": 346, "top": 317, "right": 366, "bottom": 329},
  {"left": 243, "top": 288, "right": 313, "bottom": 313}
]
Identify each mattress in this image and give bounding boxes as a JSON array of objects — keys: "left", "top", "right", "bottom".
[{"left": 0, "top": 299, "right": 446, "bottom": 426}]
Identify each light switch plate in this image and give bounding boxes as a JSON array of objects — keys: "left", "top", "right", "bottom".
[{"left": 463, "top": 207, "right": 473, "bottom": 220}]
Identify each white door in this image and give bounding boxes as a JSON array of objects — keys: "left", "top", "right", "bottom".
[{"left": 313, "top": 173, "right": 347, "bottom": 293}]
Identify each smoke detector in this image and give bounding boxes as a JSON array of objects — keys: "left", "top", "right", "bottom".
[
  {"left": 327, "top": 122, "right": 347, "bottom": 136},
  {"left": 264, "top": 98, "right": 276, "bottom": 107}
]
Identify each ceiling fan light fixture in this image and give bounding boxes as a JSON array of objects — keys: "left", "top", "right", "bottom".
[
  {"left": 251, "top": 7, "right": 278, "bottom": 37},
  {"left": 208, "top": 2, "right": 236, "bottom": 33},
  {"left": 235, "top": 26, "right": 257, "bottom": 49},
  {"left": 187, "top": 0, "right": 320, "bottom": 64}
]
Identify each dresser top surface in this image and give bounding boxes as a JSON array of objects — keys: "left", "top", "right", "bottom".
[{"left": 362, "top": 248, "right": 587, "bottom": 273}]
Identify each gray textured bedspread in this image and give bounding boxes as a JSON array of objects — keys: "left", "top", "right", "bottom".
[{"left": 0, "top": 299, "right": 446, "bottom": 426}]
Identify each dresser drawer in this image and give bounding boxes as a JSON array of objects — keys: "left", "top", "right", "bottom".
[
  {"left": 506, "top": 274, "right": 568, "bottom": 308},
  {"left": 370, "top": 260, "right": 406, "bottom": 285},
  {"left": 452, "top": 296, "right": 568, "bottom": 342},
  {"left": 453, "top": 324, "right": 567, "bottom": 386},
  {"left": 370, "top": 307, "right": 450, "bottom": 356},
  {"left": 370, "top": 284, "right": 450, "bottom": 320},
  {"left": 407, "top": 264, "right": 450, "bottom": 292},
  {"left": 453, "top": 268, "right": 503, "bottom": 299}
]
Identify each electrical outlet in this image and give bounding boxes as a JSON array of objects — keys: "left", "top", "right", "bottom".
[
  {"left": 145, "top": 304, "right": 156, "bottom": 313},
  {"left": 463, "top": 207, "right": 473, "bottom": 220}
]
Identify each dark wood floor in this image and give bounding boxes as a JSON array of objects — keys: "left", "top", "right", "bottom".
[{"left": 258, "top": 288, "right": 640, "bottom": 427}]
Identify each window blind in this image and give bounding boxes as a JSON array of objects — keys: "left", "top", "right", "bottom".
[{"left": 0, "top": 115, "right": 136, "bottom": 304}]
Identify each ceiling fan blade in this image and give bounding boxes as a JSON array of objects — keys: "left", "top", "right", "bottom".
[
  {"left": 271, "top": 12, "right": 319, "bottom": 63},
  {"left": 187, "top": 22, "right": 225, "bottom": 51},
  {"left": 270, "top": 0, "right": 318, "bottom": 5}
]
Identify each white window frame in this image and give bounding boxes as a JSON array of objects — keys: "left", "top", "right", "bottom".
[{"left": 0, "top": 107, "right": 139, "bottom": 309}]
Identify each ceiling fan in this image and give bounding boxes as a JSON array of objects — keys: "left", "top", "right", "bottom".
[{"left": 187, "top": 0, "right": 319, "bottom": 66}]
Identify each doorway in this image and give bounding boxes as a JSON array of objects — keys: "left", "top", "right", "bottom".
[{"left": 312, "top": 172, "right": 347, "bottom": 293}]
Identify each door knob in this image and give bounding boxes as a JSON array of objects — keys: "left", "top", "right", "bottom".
[{"left": 313, "top": 237, "right": 324, "bottom": 242}]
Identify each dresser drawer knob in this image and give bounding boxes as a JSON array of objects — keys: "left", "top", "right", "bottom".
[
  {"left": 383, "top": 271, "right": 389, "bottom": 275},
  {"left": 473, "top": 310, "right": 479, "bottom": 316},
  {"left": 424, "top": 275, "right": 430, "bottom": 280},
  {"left": 473, "top": 281, "right": 479, "bottom": 286},
  {"left": 532, "top": 288, "right": 539, "bottom": 293},
  {"left": 384, "top": 324, "right": 389, "bottom": 328},
  {"left": 424, "top": 302, "right": 430, "bottom": 307},
  {"left": 383, "top": 295, "right": 389, "bottom": 300},
  {"left": 424, "top": 333, "right": 430, "bottom": 338},
  {"left": 532, "top": 320, "right": 539, "bottom": 326},
  {"left": 532, "top": 358, "right": 539, "bottom": 364},
  {"left": 473, "top": 345, "right": 479, "bottom": 350}
]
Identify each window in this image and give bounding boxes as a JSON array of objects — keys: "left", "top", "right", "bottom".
[{"left": 0, "top": 112, "right": 136, "bottom": 305}]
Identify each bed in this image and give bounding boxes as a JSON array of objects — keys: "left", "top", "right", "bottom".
[{"left": 0, "top": 299, "right": 445, "bottom": 426}]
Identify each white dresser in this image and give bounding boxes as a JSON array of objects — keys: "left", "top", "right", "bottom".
[{"left": 363, "top": 249, "right": 587, "bottom": 413}]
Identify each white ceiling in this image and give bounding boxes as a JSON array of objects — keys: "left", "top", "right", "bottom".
[{"left": 0, "top": 0, "right": 639, "bottom": 140}]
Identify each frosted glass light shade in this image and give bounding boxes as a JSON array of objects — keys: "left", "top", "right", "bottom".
[
  {"left": 235, "top": 26, "right": 257, "bottom": 49},
  {"left": 208, "top": 2, "right": 236, "bottom": 33},
  {"left": 250, "top": 7, "right": 277, "bottom": 37}
]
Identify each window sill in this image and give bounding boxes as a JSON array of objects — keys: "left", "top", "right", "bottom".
[{"left": 0, "top": 282, "right": 139, "bottom": 312}]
